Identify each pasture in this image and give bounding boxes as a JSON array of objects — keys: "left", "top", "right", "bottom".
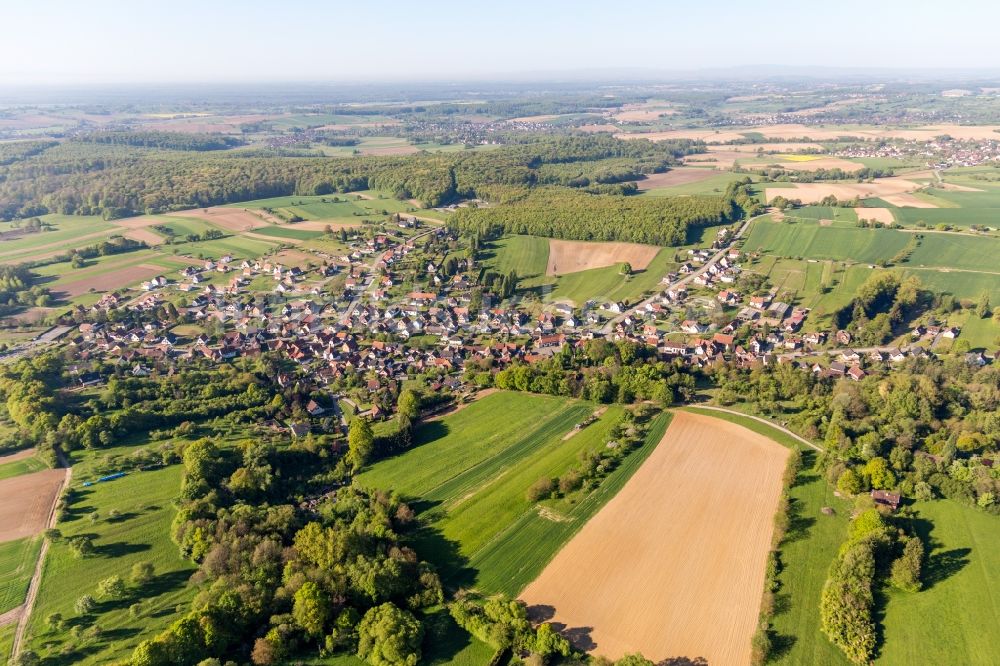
[
  {"left": 538, "top": 249, "right": 675, "bottom": 306},
  {"left": 24, "top": 466, "right": 196, "bottom": 665},
  {"left": 879, "top": 500, "right": 1000, "bottom": 666},
  {"left": 520, "top": 411, "right": 789, "bottom": 663},
  {"left": 358, "top": 392, "right": 669, "bottom": 596},
  {"left": 224, "top": 193, "right": 414, "bottom": 222},
  {"left": 482, "top": 235, "right": 549, "bottom": 278},
  {"left": 0, "top": 536, "right": 42, "bottom": 614}
]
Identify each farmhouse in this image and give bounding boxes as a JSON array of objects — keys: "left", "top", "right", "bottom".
[{"left": 871, "top": 489, "right": 901, "bottom": 511}]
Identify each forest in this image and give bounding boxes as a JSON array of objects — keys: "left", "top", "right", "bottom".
[{"left": 0, "top": 135, "right": 703, "bottom": 220}]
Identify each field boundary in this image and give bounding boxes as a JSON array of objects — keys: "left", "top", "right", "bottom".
[{"left": 683, "top": 405, "right": 824, "bottom": 452}]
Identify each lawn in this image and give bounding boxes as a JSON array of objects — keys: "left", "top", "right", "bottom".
[
  {"left": 0, "top": 536, "right": 43, "bottom": 614},
  {"left": 24, "top": 465, "right": 196, "bottom": 665},
  {"left": 0, "top": 454, "right": 47, "bottom": 480},
  {"left": 358, "top": 392, "right": 654, "bottom": 594},
  {"left": 742, "top": 218, "right": 909, "bottom": 264}
]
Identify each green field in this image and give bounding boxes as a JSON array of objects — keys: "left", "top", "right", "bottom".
[
  {"left": 225, "top": 193, "right": 414, "bottom": 221},
  {"left": 482, "top": 235, "right": 549, "bottom": 278},
  {"left": 0, "top": 215, "right": 114, "bottom": 263},
  {"left": 25, "top": 466, "right": 196, "bottom": 665},
  {"left": 248, "top": 225, "right": 325, "bottom": 241},
  {"left": 788, "top": 206, "right": 859, "bottom": 225},
  {"left": 879, "top": 500, "right": 1000, "bottom": 665},
  {"left": 743, "top": 218, "right": 910, "bottom": 264},
  {"left": 0, "top": 453, "right": 47, "bottom": 480},
  {"left": 358, "top": 392, "right": 669, "bottom": 595},
  {"left": 641, "top": 171, "right": 745, "bottom": 196},
  {"left": 0, "top": 536, "right": 42, "bottom": 614}
]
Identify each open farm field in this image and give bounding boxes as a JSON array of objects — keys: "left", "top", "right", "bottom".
[
  {"left": 546, "top": 239, "right": 660, "bottom": 276},
  {"left": 358, "top": 393, "right": 671, "bottom": 597},
  {"left": 765, "top": 178, "right": 927, "bottom": 206},
  {"left": 642, "top": 169, "right": 744, "bottom": 195},
  {"left": 785, "top": 206, "right": 859, "bottom": 224},
  {"left": 0, "top": 453, "right": 47, "bottom": 481},
  {"left": 743, "top": 218, "right": 909, "bottom": 264},
  {"left": 744, "top": 157, "right": 863, "bottom": 172},
  {"left": 24, "top": 466, "right": 197, "bottom": 665},
  {"left": 536, "top": 248, "right": 674, "bottom": 306},
  {"left": 520, "top": 411, "right": 789, "bottom": 663},
  {"left": 620, "top": 123, "right": 1000, "bottom": 144},
  {"left": 905, "top": 232, "right": 1000, "bottom": 272},
  {"left": 0, "top": 536, "right": 42, "bottom": 615},
  {"left": 634, "top": 167, "right": 720, "bottom": 191},
  {"left": 0, "top": 468, "right": 64, "bottom": 543},
  {"left": 856, "top": 207, "right": 896, "bottom": 224},
  {"left": 682, "top": 408, "right": 853, "bottom": 666},
  {"left": 165, "top": 207, "right": 267, "bottom": 231},
  {"left": 246, "top": 225, "right": 324, "bottom": 241},
  {"left": 482, "top": 235, "right": 549, "bottom": 278},
  {"left": 0, "top": 215, "right": 115, "bottom": 264},
  {"left": 224, "top": 193, "right": 414, "bottom": 222}
]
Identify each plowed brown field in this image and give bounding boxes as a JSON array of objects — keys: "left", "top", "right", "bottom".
[
  {"left": 546, "top": 240, "right": 660, "bottom": 276},
  {"left": 0, "top": 469, "right": 65, "bottom": 543},
  {"left": 520, "top": 411, "right": 790, "bottom": 664}
]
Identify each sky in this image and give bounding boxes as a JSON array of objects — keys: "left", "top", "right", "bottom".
[{"left": 3, "top": 0, "right": 1000, "bottom": 85}]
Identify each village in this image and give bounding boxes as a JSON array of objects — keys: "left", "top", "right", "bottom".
[{"left": 46, "top": 212, "right": 993, "bottom": 442}]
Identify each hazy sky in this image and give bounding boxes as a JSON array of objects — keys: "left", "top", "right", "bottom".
[{"left": 3, "top": 0, "right": 1000, "bottom": 84}]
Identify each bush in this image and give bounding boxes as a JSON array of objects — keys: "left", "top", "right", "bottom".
[
  {"left": 526, "top": 477, "right": 555, "bottom": 502},
  {"left": 131, "top": 561, "right": 155, "bottom": 585},
  {"left": 890, "top": 536, "right": 924, "bottom": 592}
]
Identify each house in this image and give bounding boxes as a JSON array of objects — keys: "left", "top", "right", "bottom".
[
  {"left": 847, "top": 366, "right": 866, "bottom": 381},
  {"left": 681, "top": 320, "right": 707, "bottom": 334},
  {"left": 871, "top": 490, "right": 901, "bottom": 511},
  {"left": 306, "top": 399, "right": 326, "bottom": 416}
]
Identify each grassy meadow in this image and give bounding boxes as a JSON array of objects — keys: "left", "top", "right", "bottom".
[
  {"left": 24, "top": 465, "right": 196, "bottom": 665},
  {"left": 0, "top": 453, "right": 46, "bottom": 481}
]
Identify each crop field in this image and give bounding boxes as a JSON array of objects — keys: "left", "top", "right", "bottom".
[
  {"left": 0, "top": 215, "right": 115, "bottom": 264},
  {"left": 520, "top": 411, "right": 789, "bottom": 663},
  {"left": 743, "top": 218, "right": 909, "bottom": 263},
  {"left": 0, "top": 453, "right": 46, "bottom": 481},
  {"left": 24, "top": 466, "right": 196, "bottom": 665},
  {"left": 246, "top": 225, "right": 325, "bottom": 241},
  {"left": 0, "top": 536, "right": 42, "bottom": 614},
  {"left": 536, "top": 249, "right": 674, "bottom": 306},
  {"left": 0, "top": 468, "right": 64, "bottom": 543},
  {"left": 905, "top": 233, "right": 1000, "bottom": 272},
  {"left": 785, "top": 206, "right": 859, "bottom": 224},
  {"left": 640, "top": 170, "right": 744, "bottom": 196},
  {"left": 634, "top": 167, "right": 721, "bottom": 192},
  {"left": 482, "top": 235, "right": 549, "bottom": 278},
  {"left": 879, "top": 500, "right": 1000, "bottom": 666},
  {"left": 224, "top": 193, "right": 414, "bottom": 222},
  {"left": 545, "top": 239, "right": 661, "bottom": 276},
  {"left": 357, "top": 392, "right": 672, "bottom": 596},
  {"left": 683, "top": 408, "right": 853, "bottom": 666}
]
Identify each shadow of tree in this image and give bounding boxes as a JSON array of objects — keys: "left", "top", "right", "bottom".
[{"left": 924, "top": 548, "right": 971, "bottom": 588}]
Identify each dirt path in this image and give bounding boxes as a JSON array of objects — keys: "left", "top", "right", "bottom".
[
  {"left": 690, "top": 405, "right": 825, "bottom": 452},
  {"left": 11, "top": 450, "right": 70, "bottom": 659},
  {"left": 562, "top": 406, "right": 609, "bottom": 440}
]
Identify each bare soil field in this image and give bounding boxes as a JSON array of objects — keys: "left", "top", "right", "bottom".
[
  {"left": 287, "top": 220, "right": 361, "bottom": 231},
  {"left": 112, "top": 216, "right": 162, "bottom": 229},
  {"left": 166, "top": 207, "right": 268, "bottom": 231},
  {"left": 577, "top": 124, "right": 619, "bottom": 133},
  {"left": 0, "top": 449, "right": 35, "bottom": 465},
  {"left": 881, "top": 193, "right": 938, "bottom": 208},
  {"left": 635, "top": 168, "right": 719, "bottom": 190},
  {"left": 122, "top": 228, "right": 165, "bottom": 246},
  {"left": 744, "top": 157, "right": 863, "bottom": 172},
  {"left": 765, "top": 177, "right": 925, "bottom": 204},
  {"left": 520, "top": 412, "right": 790, "bottom": 663},
  {"left": 55, "top": 263, "right": 167, "bottom": 297},
  {"left": 145, "top": 113, "right": 273, "bottom": 134},
  {"left": 856, "top": 207, "right": 897, "bottom": 224},
  {"left": 0, "top": 469, "right": 65, "bottom": 543},
  {"left": 546, "top": 239, "right": 660, "bottom": 276},
  {"left": 620, "top": 123, "right": 1000, "bottom": 144},
  {"left": 613, "top": 103, "right": 677, "bottom": 122},
  {"left": 271, "top": 249, "right": 316, "bottom": 266}
]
